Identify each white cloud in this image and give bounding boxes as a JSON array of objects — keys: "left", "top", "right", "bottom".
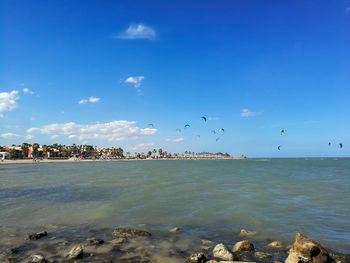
[
  {"left": 51, "top": 134, "right": 59, "bottom": 139},
  {"left": 125, "top": 76, "right": 144, "bottom": 88},
  {"left": 240, "top": 109, "right": 259, "bottom": 117},
  {"left": 23, "top": 88, "right": 34, "bottom": 94},
  {"left": 27, "top": 120, "right": 157, "bottom": 142},
  {"left": 78, "top": 96, "right": 100, "bottom": 104},
  {"left": 165, "top": 137, "right": 185, "bottom": 142},
  {"left": 0, "top": 90, "right": 19, "bottom": 118},
  {"left": 0, "top": 133, "right": 34, "bottom": 140},
  {"left": 129, "top": 143, "right": 154, "bottom": 151},
  {"left": 0, "top": 133, "right": 22, "bottom": 139},
  {"left": 116, "top": 24, "right": 156, "bottom": 40}
]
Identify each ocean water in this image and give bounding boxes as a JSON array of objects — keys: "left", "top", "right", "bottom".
[{"left": 1, "top": 158, "right": 350, "bottom": 255}]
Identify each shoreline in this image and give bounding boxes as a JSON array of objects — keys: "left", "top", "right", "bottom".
[
  {"left": 1, "top": 224, "right": 349, "bottom": 263},
  {"left": 0, "top": 156, "right": 247, "bottom": 165}
]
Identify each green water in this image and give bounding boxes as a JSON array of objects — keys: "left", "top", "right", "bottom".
[{"left": 1, "top": 158, "right": 350, "bottom": 253}]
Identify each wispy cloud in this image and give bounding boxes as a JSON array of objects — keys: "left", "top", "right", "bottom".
[
  {"left": 0, "top": 90, "right": 19, "bottom": 118},
  {"left": 23, "top": 88, "right": 34, "bottom": 95},
  {"left": 129, "top": 143, "right": 154, "bottom": 152},
  {"left": 240, "top": 109, "right": 260, "bottom": 117},
  {"left": 27, "top": 120, "right": 157, "bottom": 142},
  {"left": 208, "top": 117, "right": 220, "bottom": 121},
  {"left": 125, "top": 76, "right": 144, "bottom": 88},
  {"left": 116, "top": 24, "right": 156, "bottom": 40},
  {"left": 78, "top": 96, "right": 100, "bottom": 104},
  {"left": 166, "top": 137, "right": 185, "bottom": 143},
  {"left": 125, "top": 76, "right": 144, "bottom": 95},
  {"left": 0, "top": 133, "right": 34, "bottom": 140}
]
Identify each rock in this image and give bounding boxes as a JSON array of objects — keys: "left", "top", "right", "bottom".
[
  {"left": 67, "top": 245, "right": 83, "bottom": 260},
  {"left": 187, "top": 252, "right": 206, "bottom": 263},
  {"left": 285, "top": 232, "right": 332, "bottom": 263},
  {"left": 28, "top": 255, "right": 46, "bottom": 263},
  {"left": 268, "top": 241, "right": 283, "bottom": 248},
  {"left": 86, "top": 238, "right": 104, "bottom": 246},
  {"left": 110, "top": 237, "right": 125, "bottom": 245},
  {"left": 232, "top": 240, "right": 254, "bottom": 252},
  {"left": 254, "top": 252, "right": 272, "bottom": 259},
  {"left": 6, "top": 258, "right": 17, "bottom": 263},
  {"left": 239, "top": 229, "right": 257, "bottom": 236},
  {"left": 201, "top": 239, "right": 214, "bottom": 245},
  {"left": 28, "top": 231, "right": 47, "bottom": 240},
  {"left": 112, "top": 228, "right": 151, "bottom": 238},
  {"left": 170, "top": 227, "right": 181, "bottom": 233},
  {"left": 206, "top": 260, "right": 218, "bottom": 263},
  {"left": 213, "top": 243, "right": 238, "bottom": 261}
]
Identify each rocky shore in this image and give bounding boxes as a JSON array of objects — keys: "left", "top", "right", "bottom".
[{"left": 0, "top": 225, "right": 348, "bottom": 263}]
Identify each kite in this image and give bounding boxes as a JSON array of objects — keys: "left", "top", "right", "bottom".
[
  {"left": 328, "top": 142, "right": 331, "bottom": 146},
  {"left": 201, "top": 116, "right": 207, "bottom": 122},
  {"left": 176, "top": 128, "right": 181, "bottom": 133},
  {"left": 278, "top": 145, "right": 281, "bottom": 151},
  {"left": 184, "top": 124, "right": 190, "bottom": 128},
  {"left": 339, "top": 143, "right": 343, "bottom": 149},
  {"left": 219, "top": 128, "right": 225, "bottom": 133},
  {"left": 280, "top": 129, "right": 285, "bottom": 136}
]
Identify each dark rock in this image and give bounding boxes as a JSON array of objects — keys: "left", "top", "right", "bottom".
[
  {"left": 233, "top": 240, "right": 255, "bottom": 252},
  {"left": 28, "top": 231, "right": 47, "bottom": 240},
  {"left": 187, "top": 252, "right": 206, "bottom": 263},
  {"left": 285, "top": 232, "right": 332, "bottom": 263},
  {"left": 112, "top": 228, "right": 151, "bottom": 238},
  {"left": 67, "top": 244, "right": 83, "bottom": 259},
  {"left": 86, "top": 238, "right": 104, "bottom": 246},
  {"left": 6, "top": 258, "right": 17, "bottom": 263}
]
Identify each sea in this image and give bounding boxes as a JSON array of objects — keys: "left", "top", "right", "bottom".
[{"left": 0, "top": 158, "right": 349, "bottom": 261}]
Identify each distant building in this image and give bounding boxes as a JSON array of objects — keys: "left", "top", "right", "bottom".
[{"left": 0, "top": 152, "right": 11, "bottom": 160}]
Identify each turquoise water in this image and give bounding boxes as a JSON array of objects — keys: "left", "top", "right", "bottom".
[{"left": 1, "top": 159, "right": 350, "bottom": 253}]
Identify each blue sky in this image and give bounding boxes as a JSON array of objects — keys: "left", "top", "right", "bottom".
[{"left": 1, "top": 0, "right": 349, "bottom": 157}]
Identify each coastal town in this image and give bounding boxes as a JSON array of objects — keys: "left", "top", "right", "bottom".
[{"left": 0, "top": 143, "right": 244, "bottom": 161}]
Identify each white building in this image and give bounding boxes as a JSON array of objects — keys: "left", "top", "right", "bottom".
[{"left": 0, "top": 152, "right": 10, "bottom": 160}]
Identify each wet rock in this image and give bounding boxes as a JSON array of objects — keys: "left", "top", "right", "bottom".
[
  {"left": 67, "top": 244, "right": 83, "bottom": 259},
  {"left": 28, "top": 255, "right": 46, "bottom": 263},
  {"left": 254, "top": 252, "right": 272, "bottom": 259},
  {"left": 201, "top": 239, "right": 214, "bottom": 245},
  {"left": 28, "top": 231, "right": 47, "bottom": 240},
  {"left": 170, "top": 227, "right": 181, "bottom": 233},
  {"left": 268, "top": 241, "right": 283, "bottom": 248},
  {"left": 285, "top": 232, "right": 332, "bottom": 263},
  {"left": 213, "top": 243, "right": 238, "bottom": 261},
  {"left": 86, "top": 238, "right": 104, "bottom": 246},
  {"left": 187, "top": 252, "right": 206, "bottom": 263},
  {"left": 239, "top": 229, "right": 257, "bottom": 236},
  {"left": 110, "top": 237, "right": 125, "bottom": 245},
  {"left": 232, "top": 240, "right": 254, "bottom": 252},
  {"left": 112, "top": 228, "right": 151, "bottom": 238}
]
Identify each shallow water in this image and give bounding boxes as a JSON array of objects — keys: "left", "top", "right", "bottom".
[{"left": 1, "top": 158, "right": 350, "bottom": 256}]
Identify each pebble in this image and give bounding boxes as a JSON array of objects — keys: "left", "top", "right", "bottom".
[
  {"left": 67, "top": 244, "right": 83, "bottom": 259},
  {"left": 28, "top": 255, "right": 46, "bottom": 263},
  {"left": 268, "top": 241, "right": 282, "bottom": 248},
  {"left": 232, "top": 240, "right": 254, "bottom": 252},
  {"left": 187, "top": 252, "right": 206, "bottom": 263},
  {"left": 169, "top": 227, "right": 181, "bottom": 233}
]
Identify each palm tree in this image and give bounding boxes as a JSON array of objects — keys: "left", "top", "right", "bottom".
[{"left": 158, "top": 148, "right": 163, "bottom": 158}]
